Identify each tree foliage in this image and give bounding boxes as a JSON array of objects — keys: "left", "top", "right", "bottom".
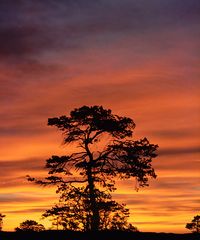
[
  {"left": 15, "top": 220, "right": 45, "bottom": 232},
  {"left": 42, "top": 185, "right": 138, "bottom": 232},
  {"left": 0, "top": 213, "right": 5, "bottom": 231},
  {"left": 186, "top": 215, "right": 200, "bottom": 233},
  {"left": 29, "top": 105, "right": 158, "bottom": 231}
]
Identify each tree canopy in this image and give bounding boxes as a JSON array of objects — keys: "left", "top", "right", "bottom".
[
  {"left": 0, "top": 213, "right": 5, "bottom": 231},
  {"left": 15, "top": 220, "right": 45, "bottom": 232},
  {"left": 186, "top": 215, "right": 200, "bottom": 233},
  {"left": 29, "top": 105, "right": 158, "bottom": 231}
]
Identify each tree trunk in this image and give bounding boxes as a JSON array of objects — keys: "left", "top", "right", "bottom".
[
  {"left": 87, "top": 166, "right": 100, "bottom": 231},
  {"left": 85, "top": 138, "right": 100, "bottom": 231}
]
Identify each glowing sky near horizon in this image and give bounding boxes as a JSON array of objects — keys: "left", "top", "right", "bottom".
[{"left": 0, "top": 0, "right": 200, "bottom": 233}]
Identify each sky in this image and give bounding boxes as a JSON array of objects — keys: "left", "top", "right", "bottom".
[{"left": 0, "top": 0, "right": 200, "bottom": 233}]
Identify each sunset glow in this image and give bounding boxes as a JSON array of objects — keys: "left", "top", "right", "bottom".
[{"left": 0, "top": 0, "right": 199, "bottom": 233}]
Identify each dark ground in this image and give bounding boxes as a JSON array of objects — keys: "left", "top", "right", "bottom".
[{"left": 0, "top": 231, "right": 199, "bottom": 240}]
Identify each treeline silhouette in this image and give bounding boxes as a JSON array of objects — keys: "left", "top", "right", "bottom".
[{"left": 0, "top": 230, "right": 199, "bottom": 240}]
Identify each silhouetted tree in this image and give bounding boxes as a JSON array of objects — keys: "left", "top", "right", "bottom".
[
  {"left": 186, "top": 215, "right": 200, "bottom": 233},
  {"left": 29, "top": 105, "right": 158, "bottom": 231},
  {"left": 43, "top": 186, "right": 89, "bottom": 231},
  {"left": 15, "top": 220, "right": 45, "bottom": 232},
  {"left": 42, "top": 185, "right": 138, "bottom": 231},
  {"left": 98, "top": 199, "right": 138, "bottom": 232},
  {"left": 0, "top": 213, "right": 5, "bottom": 231}
]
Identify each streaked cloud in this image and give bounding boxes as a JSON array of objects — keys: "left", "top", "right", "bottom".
[{"left": 0, "top": 0, "right": 199, "bottom": 233}]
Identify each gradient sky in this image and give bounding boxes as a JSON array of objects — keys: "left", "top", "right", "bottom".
[{"left": 0, "top": 0, "right": 200, "bottom": 233}]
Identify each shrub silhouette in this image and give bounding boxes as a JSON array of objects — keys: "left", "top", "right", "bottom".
[{"left": 15, "top": 220, "right": 45, "bottom": 232}]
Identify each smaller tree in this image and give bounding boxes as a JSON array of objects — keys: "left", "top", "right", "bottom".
[
  {"left": 42, "top": 204, "right": 81, "bottom": 231},
  {"left": 15, "top": 220, "right": 45, "bottom": 232},
  {"left": 186, "top": 215, "right": 200, "bottom": 233},
  {"left": 98, "top": 200, "right": 138, "bottom": 232},
  {"left": 0, "top": 213, "right": 6, "bottom": 231}
]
